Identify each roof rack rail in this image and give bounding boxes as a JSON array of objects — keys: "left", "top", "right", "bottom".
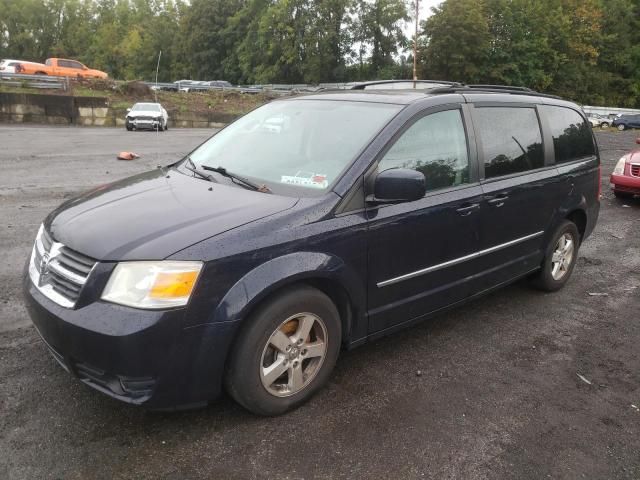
[
  {"left": 466, "top": 84, "right": 534, "bottom": 92},
  {"left": 426, "top": 84, "right": 561, "bottom": 100},
  {"left": 349, "top": 79, "right": 463, "bottom": 90}
]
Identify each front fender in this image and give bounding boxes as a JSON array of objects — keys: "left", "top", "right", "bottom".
[{"left": 211, "top": 251, "right": 365, "bottom": 330}]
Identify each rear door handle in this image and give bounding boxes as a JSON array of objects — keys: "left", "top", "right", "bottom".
[
  {"left": 455, "top": 203, "right": 480, "bottom": 216},
  {"left": 486, "top": 194, "right": 509, "bottom": 207}
]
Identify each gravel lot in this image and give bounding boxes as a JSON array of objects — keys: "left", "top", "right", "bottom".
[{"left": 0, "top": 125, "right": 638, "bottom": 479}]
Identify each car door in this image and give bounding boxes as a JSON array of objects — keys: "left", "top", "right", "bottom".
[
  {"left": 366, "top": 105, "right": 484, "bottom": 335},
  {"left": 468, "top": 103, "right": 562, "bottom": 292}
]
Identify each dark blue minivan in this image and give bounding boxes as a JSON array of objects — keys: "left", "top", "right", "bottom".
[{"left": 24, "top": 85, "right": 600, "bottom": 415}]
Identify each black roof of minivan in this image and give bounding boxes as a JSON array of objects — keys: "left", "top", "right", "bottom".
[{"left": 293, "top": 84, "right": 574, "bottom": 108}]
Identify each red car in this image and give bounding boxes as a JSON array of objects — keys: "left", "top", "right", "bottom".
[{"left": 611, "top": 138, "right": 640, "bottom": 198}]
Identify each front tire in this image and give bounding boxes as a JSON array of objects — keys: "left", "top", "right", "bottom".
[
  {"left": 601, "top": 122, "right": 610, "bottom": 128},
  {"left": 617, "top": 124, "right": 626, "bottom": 131},
  {"left": 531, "top": 220, "right": 580, "bottom": 292},
  {"left": 225, "top": 285, "right": 341, "bottom": 416}
]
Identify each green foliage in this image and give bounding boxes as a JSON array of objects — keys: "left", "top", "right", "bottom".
[
  {"left": 420, "top": 0, "right": 490, "bottom": 83},
  {"left": 1, "top": 0, "right": 640, "bottom": 107},
  {"left": 421, "top": 0, "right": 640, "bottom": 107}
]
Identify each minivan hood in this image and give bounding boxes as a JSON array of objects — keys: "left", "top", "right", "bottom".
[{"left": 46, "top": 168, "right": 298, "bottom": 260}]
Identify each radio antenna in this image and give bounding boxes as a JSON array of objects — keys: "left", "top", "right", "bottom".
[
  {"left": 154, "top": 50, "right": 162, "bottom": 158},
  {"left": 154, "top": 50, "right": 162, "bottom": 103}
]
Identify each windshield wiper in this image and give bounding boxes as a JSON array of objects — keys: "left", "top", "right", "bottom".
[
  {"left": 202, "top": 165, "right": 271, "bottom": 193},
  {"left": 183, "top": 156, "right": 215, "bottom": 182}
]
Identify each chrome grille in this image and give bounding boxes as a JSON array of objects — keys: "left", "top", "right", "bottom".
[
  {"left": 29, "top": 225, "right": 97, "bottom": 308},
  {"left": 631, "top": 164, "right": 640, "bottom": 178}
]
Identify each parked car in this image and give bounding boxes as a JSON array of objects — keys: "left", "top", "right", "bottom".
[
  {"left": 587, "top": 114, "right": 610, "bottom": 128},
  {"left": 125, "top": 102, "right": 168, "bottom": 131},
  {"left": 205, "top": 80, "right": 233, "bottom": 88},
  {"left": 175, "top": 80, "right": 209, "bottom": 92},
  {"left": 17, "top": 58, "right": 107, "bottom": 79},
  {"left": 24, "top": 85, "right": 600, "bottom": 415},
  {"left": 0, "top": 59, "right": 45, "bottom": 74},
  {"left": 610, "top": 138, "right": 640, "bottom": 198},
  {"left": 612, "top": 114, "right": 640, "bottom": 131}
]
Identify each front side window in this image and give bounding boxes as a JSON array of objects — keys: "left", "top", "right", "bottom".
[
  {"left": 542, "top": 106, "right": 595, "bottom": 163},
  {"left": 475, "top": 107, "right": 544, "bottom": 179},
  {"left": 378, "top": 109, "right": 470, "bottom": 192},
  {"left": 189, "top": 99, "right": 401, "bottom": 195}
]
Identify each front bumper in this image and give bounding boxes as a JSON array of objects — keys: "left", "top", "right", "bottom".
[
  {"left": 611, "top": 173, "right": 640, "bottom": 194},
  {"left": 23, "top": 268, "right": 237, "bottom": 409},
  {"left": 127, "top": 118, "right": 162, "bottom": 129}
]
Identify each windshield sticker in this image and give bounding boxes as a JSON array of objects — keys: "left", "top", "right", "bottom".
[{"left": 280, "top": 172, "right": 328, "bottom": 189}]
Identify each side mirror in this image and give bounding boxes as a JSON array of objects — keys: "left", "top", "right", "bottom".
[
  {"left": 370, "top": 168, "right": 426, "bottom": 204},
  {"left": 126, "top": 108, "right": 131, "bottom": 113}
]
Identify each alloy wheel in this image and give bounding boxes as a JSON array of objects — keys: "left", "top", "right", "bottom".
[
  {"left": 551, "top": 233, "right": 575, "bottom": 281},
  {"left": 260, "top": 313, "right": 328, "bottom": 397}
]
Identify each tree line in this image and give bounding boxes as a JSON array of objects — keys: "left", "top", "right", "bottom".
[{"left": 1, "top": 0, "right": 640, "bottom": 107}]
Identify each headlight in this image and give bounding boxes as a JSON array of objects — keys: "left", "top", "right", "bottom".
[
  {"left": 613, "top": 157, "right": 626, "bottom": 175},
  {"left": 102, "top": 261, "right": 203, "bottom": 309}
]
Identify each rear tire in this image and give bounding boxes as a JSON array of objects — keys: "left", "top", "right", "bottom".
[
  {"left": 225, "top": 285, "right": 341, "bottom": 416},
  {"left": 601, "top": 122, "right": 610, "bottom": 128},
  {"left": 531, "top": 220, "right": 580, "bottom": 292}
]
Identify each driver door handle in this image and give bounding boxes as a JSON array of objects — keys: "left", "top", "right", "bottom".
[{"left": 456, "top": 203, "right": 480, "bottom": 216}]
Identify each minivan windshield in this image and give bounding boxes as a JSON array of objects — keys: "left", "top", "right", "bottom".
[{"left": 187, "top": 99, "right": 401, "bottom": 194}]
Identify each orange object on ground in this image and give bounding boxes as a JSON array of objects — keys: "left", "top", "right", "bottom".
[{"left": 117, "top": 152, "right": 140, "bottom": 161}]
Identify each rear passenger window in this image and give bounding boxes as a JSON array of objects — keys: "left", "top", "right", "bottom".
[
  {"left": 475, "top": 107, "right": 544, "bottom": 179},
  {"left": 379, "top": 109, "right": 470, "bottom": 192},
  {"left": 542, "top": 106, "right": 595, "bottom": 163}
]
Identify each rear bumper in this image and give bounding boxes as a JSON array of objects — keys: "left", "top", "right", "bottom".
[
  {"left": 611, "top": 173, "right": 640, "bottom": 194},
  {"left": 23, "top": 268, "right": 237, "bottom": 409}
]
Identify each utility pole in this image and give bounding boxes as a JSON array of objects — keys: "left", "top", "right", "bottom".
[{"left": 413, "top": 0, "right": 419, "bottom": 87}]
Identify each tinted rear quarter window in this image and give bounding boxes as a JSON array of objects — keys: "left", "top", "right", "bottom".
[
  {"left": 542, "top": 106, "right": 595, "bottom": 163},
  {"left": 475, "top": 107, "right": 544, "bottom": 179}
]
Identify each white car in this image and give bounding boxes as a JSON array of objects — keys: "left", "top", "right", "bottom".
[
  {"left": 0, "top": 59, "right": 45, "bottom": 74},
  {"left": 125, "top": 102, "right": 169, "bottom": 131},
  {"left": 587, "top": 114, "right": 610, "bottom": 128}
]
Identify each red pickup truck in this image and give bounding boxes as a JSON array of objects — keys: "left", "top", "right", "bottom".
[{"left": 17, "top": 58, "right": 108, "bottom": 79}]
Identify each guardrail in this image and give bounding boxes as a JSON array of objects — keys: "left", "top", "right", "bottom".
[
  {"left": 583, "top": 105, "right": 640, "bottom": 117},
  {"left": 0, "top": 72, "right": 69, "bottom": 90},
  {"left": 144, "top": 82, "right": 321, "bottom": 95}
]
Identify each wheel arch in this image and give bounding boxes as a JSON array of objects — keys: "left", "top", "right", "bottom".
[
  {"left": 566, "top": 208, "right": 587, "bottom": 242},
  {"left": 211, "top": 252, "right": 365, "bottom": 348}
]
